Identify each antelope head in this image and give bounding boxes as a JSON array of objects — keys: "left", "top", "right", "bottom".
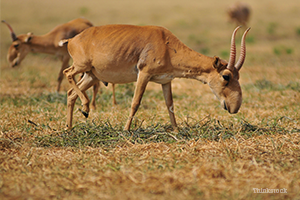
[
  {"left": 208, "top": 26, "right": 250, "bottom": 114},
  {"left": 2, "top": 20, "right": 33, "bottom": 67}
]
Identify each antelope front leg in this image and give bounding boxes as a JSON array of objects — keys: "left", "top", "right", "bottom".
[
  {"left": 124, "top": 72, "right": 150, "bottom": 131},
  {"left": 162, "top": 82, "right": 177, "bottom": 129}
]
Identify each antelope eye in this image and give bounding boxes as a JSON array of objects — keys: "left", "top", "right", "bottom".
[
  {"left": 222, "top": 75, "right": 230, "bottom": 81},
  {"left": 14, "top": 43, "right": 19, "bottom": 49}
]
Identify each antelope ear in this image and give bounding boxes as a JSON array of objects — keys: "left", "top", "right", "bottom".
[
  {"left": 213, "top": 56, "right": 221, "bottom": 69},
  {"left": 25, "top": 32, "right": 33, "bottom": 43}
]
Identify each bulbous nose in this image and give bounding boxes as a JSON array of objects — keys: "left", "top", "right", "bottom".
[
  {"left": 11, "top": 59, "right": 19, "bottom": 67},
  {"left": 12, "top": 62, "right": 18, "bottom": 67},
  {"left": 222, "top": 100, "right": 240, "bottom": 114}
]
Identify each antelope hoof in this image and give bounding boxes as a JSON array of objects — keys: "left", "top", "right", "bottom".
[
  {"left": 82, "top": 111, "right": 89, "bottom": 118},
  {"left": 65, "top": 125, "right": 72, "bottom": 130},
  {"left": 79, "top": 109, "right": 89, "bottom": 118}
]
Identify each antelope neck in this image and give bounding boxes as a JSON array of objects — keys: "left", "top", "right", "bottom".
[{"left": 171, "top": 46, "right": 214, "bottom": 84}]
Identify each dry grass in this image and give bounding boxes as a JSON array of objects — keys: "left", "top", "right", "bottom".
[
  {"left": 1, "top": 134, "right": 299, "bottom": 200},
  {"left": 1, "top": 0, "right": 300, "bottom": 199}
]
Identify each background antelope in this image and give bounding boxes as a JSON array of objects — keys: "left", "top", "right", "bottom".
[
  {"left": 2, "top": 18, "right": 93, "bottom": 91},
  {"left": 62, "top": 25, "right": 250, "bottom": 130},
  {"left": 2, "top": 18, "right": 117, "bottom": 108},
  {"left": 227, "top": 2, "right": 251, "bottom": 26}
]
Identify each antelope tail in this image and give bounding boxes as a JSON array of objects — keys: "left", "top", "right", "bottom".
[{"left": 58, "top": 39, "right": 69, "bottom": 47}]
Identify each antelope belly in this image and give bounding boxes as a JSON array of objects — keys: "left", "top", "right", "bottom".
[
  {"left": 150, "top": 74, "right": 174, "bottom": 84},
  {"left": 91, "top": 65, "right": 138, "bottom": 84}
]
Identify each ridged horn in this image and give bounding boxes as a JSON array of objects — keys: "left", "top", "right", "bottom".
[
  {"left": 227, "top": 26, "right": 241, "bottom": 71},
  {"left": 235, "top": 27, "right": 251, "bottom": 71},
  {"left": 2, "top": 20, "right": 18, "bottom": 41}
]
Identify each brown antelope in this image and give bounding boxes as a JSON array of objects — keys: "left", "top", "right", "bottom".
[
  {"left": 62, "top": 25, "right": 250, "bottom": 130},
  {"left": 227, "top": 2, "right": 251, "bottom": 26},
  {"left": 2, "top": 18, "right": 94, "bottom": 91},
  {"left": 3, "top": 18, "right": 117, "bottom": 108}
]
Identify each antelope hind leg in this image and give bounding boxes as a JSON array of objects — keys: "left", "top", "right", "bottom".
[
  {"left": 64, "top": 66, "right": 90, "bottom": 113},
  {"left": 66, "top": 71, "right": 99, "bottom": 129}
]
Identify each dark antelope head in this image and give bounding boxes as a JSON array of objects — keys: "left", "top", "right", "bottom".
[
  {"left": 208, "top": 26, "right": 250, "bottom": 114},
  {"left": 2, "top": 20, "right": 33, "bottom": 67}
]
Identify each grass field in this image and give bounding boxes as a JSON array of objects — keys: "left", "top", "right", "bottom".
[{"left": 1, "top": 0, "right": 300, "bottom": 199}]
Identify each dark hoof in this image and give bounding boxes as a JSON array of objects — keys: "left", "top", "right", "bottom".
[
  {"left": 82, "top": 111, "right": 89, "bottom": 118},
  {"left": 79, "top": 109, "right": 89, "bottom": 118}
]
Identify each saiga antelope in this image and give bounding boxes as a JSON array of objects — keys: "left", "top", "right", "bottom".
[
  {"left": 2, "top": 18, "right": 116, "bottom": 108},
  {"left": 227, "top": 2, "right": 251, "bottom": 26},
  {"left": 62, "top": 25, "right": 250, "bottom": 131}
]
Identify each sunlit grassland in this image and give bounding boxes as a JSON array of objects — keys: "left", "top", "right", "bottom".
[{"left": 1, "top": 0, "right": 300, "bottom": 199}]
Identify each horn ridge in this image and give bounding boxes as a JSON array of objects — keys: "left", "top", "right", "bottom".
[
  {"left": 235, "top": 27, "right": 251, "bottom": 71},
  {"left": 227, "top": 26, "right": 241, "bottom": 70},
  {"left": 2, "top": 20, "right": 18, "bottom": 41}
]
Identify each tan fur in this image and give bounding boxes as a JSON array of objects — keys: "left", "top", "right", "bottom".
[
  {"left": 3, "top": 18, "right": 93, "bottom": 92},
  {"left": 63, "top": 25, "right": 249, "bottom": 130},
  {"left": 228, "top": 2, "right": 251, "bottom": 26}
]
